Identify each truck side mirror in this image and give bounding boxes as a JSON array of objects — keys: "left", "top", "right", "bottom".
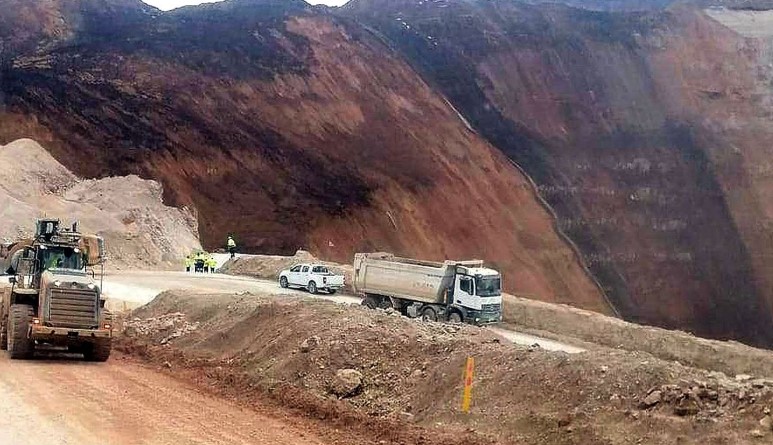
[{"left": 8, "top": 276, "right": 16, "bottom": 284}]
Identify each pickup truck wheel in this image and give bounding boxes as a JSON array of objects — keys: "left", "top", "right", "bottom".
[
  {"left": 421, "top": 307, "right": 438, "bottom": 323},
  {"left": 308, "top": 281, "right": 318, "bottom": 294},
  {"left": 8, "top": 304, "right": 34, "bottom": 359},
  {"left": 279, "top": 276, "right": 289, "bottom": 288},
  {"left": 328, "top": 289, "right": 337, "bottom": 295},
  {"left": 448, "top": 311, "right": 463, "bottom": 323}
]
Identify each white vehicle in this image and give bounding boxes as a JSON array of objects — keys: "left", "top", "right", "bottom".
[
  {"left": 278, "top": 264, "right": 345, "bottom": 294},
  {"left": 353, "top": 253, "right": 502, "bottom": 325}
]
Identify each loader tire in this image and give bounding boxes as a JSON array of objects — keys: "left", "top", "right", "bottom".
[
  {"left": 8, "top": 304, "right": 34, "bottom": 359},
  {"left": 83, "top": 340, "right": 112, "bottom": 362},
  {"left": 102, "top": 308, "right": 113, "bottom": 327},
  {"left": 0, "top": 324, "right": 7, "bottom": 350}
]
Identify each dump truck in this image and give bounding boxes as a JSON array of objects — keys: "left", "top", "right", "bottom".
[
  {"left": 353, "top": 253, "right": 503, "bottom": 325},
  {"left": 0, "top": 219, "right": 112, "bottom": 361}
]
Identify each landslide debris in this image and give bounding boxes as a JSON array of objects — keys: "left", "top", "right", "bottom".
[
  {"left": 0, "top": 139, "right": 200, "bottom": 268},
  {"left": 0, "top": 0, "right": 609, "bottom": 314},
  {"left": 119, "top": 291, "right": 773, "bottom": 445},
  {"left": 344, "top": 0, "right": 773, "bottom": 348}
]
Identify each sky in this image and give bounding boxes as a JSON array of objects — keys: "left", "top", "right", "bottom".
[{"left": 142, "top": 0, "right": 349, "bottom": 10}]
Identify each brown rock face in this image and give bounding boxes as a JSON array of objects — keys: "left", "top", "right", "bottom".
[
  {"left": 0, "top": 0, "right": 608, "bottom": 312},
  {"left": 345, "top": 0, "right": 773, "bottom": 346}
]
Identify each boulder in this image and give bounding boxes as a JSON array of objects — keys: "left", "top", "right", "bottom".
[{"left": 331, "top": 369, "right": 363, "bottom": 398}]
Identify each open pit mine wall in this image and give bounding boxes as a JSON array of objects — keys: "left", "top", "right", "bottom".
[
  {"left": 0, "top": 0, "right": 610, "bottom": 314},
  {"left": 344, "top": 0, "right": 773, "bottom": 346}
]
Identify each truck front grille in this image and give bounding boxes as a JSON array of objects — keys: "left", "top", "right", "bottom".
[
  {"left": 482, "top": 303, "right": 501, "bottom": 314},
  {"left": 48, "top": 288, "right": 99, "bottom": 328}
]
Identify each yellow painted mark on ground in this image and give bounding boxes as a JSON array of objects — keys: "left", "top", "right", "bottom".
[{"left": 462, "top": 357, "right": 474, "bottom": 413}]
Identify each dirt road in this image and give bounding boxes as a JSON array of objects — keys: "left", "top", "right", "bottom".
[
  {"left": 102, "top": 270, "right": 585, "bottom": 353},
  {"left": 0, "top": 355, "right": 327, "bottom": 445}
]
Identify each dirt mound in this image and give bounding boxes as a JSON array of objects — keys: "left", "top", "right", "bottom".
[
  {"left": 0, "top": 139, "right": 200, "bottom": 268},
  {"left": 119, "top": 291, "right": 773, "bottom": 445},
  {"left": 221, "top": 253, "right": 773, "bottom": 378}
]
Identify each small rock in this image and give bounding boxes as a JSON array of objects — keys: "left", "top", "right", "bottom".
[
  {"left": 623, "top": 410, "right": 640, "bottom": 420},
  {"left": 399, "top": 411, "right": 415, "bottom": 422},
  {"left": 557, "top": 413, "right": 572, "bottom": 427},
  {"left": 331, "top": 369, "right": 363, "bottom": 398},
  {"left": 750, "top": 429, "right": 766, "bottom": 438},
  {"left": 641, "top": 390, "right": 662, "bottom": 408},
  {"left": 600, "top": 366, "right": 609, "bottom": 373},
  {"left": 163, "top": 361, "right": 172, "bottom": 369},
  {"left": 300, "top": 335, "right": 321, "bottom": 353},
  {"left": 736, "top": 374, "right": 753, "bottom": 382},
  {"left": 673, "top": 399, "right": 700, "bottom": 417},
  {"left": 760, "top": 416, "right": 773, "bottom": 431}
]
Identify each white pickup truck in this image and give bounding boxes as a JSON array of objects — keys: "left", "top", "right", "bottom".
[{"left": 278, "top": 264, "right": 345, "bottom": 294}]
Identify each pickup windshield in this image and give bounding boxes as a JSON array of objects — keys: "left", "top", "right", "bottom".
[{"left": 475, "top": 276, "right": 501, "bottom": 297}]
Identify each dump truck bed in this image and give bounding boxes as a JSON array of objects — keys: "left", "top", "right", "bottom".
[{"left": 353, "top": 253, "right": 483, "bottom": 304}]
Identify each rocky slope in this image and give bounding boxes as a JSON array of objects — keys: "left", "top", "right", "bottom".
[
  {"left": 0, "top": 0, "right": 607, "bottom": 310},
  {"left": 344, "top": 0, "right": 773, "bottom": 347}
]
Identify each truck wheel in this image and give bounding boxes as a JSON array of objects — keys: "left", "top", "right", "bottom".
[
  {"left": 378, "top": 297, "right": 393, "bottom": 310},
  {"left": 328, "top": 289, "right": 337, "bottom": 295},
  {"left": 448, "top": 311, "right": 463, "bottom": 323},
  {"left": 362, "top": 295, "right": 378, "bottom": 309},
  {"left": 422, "top": 307, "right": 438, "bottom": 323},
  {"left": 83, "top": 340, "right": 112, "bottom": 362},
  {"left": 308, "top": 281, "right": 318, "bottom": 294},
  {"left": 8, "top": 304, "right": 34, "bottom": 359},
  {"left": 279, "top": 276, "right": 289, "bottom": 288}
]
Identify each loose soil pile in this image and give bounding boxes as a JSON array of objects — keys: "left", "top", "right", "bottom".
[
  {"left": 223, "top": 252, "right": 773, "bottom": 379},
  {"left": 119, "top": 291, "right": 773, "bottom": 445},
  {"left": 0, "top": 139, "right": 200, "bottom": 269}
]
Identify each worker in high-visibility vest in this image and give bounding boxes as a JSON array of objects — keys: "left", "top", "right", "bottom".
[
  {"left": 227, "top": 235, "right": 237, "bottom": 259},
  {"left": 194, "top": 251, "right": 206, "bottom": 273},
  {"left": 207, "top": 255, "right": 217, "bottom": 273},
  {"left": 184, "top": 255, "right": 193, "bottom": 272}
]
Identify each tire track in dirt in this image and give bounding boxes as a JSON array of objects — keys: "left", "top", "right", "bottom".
[{"left": 0, "top": 354, "right": 330, "bottom": 445}]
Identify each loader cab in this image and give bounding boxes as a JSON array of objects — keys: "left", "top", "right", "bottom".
[{"left": 38, "top": 245, "right": 85, "bottom": 272}]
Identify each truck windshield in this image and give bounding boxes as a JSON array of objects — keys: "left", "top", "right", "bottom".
[
  {"left": 41, "top": 247, "right": 84, "bottom": 271},
  {"left": 475, "top": 276, "right": 501, "bottom": 297}
]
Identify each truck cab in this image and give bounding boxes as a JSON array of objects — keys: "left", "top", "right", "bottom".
[{"left": 450, "top": 265, "right": 503, "bottom": 324}]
